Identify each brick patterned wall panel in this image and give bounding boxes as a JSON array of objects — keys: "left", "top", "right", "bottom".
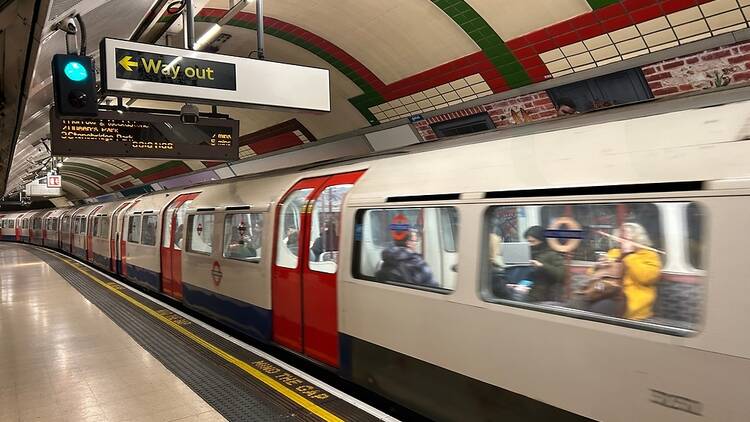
[
  {"left": 643, "top": 39, "right": 750, "bottom": 97},
  {"left": 413, "top": 91, "right": 557, "bottom": 141}
]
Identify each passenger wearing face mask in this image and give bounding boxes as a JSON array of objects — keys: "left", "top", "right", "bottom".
[{"left": 524, "top": 225, "right": 565, "bottom": 302}]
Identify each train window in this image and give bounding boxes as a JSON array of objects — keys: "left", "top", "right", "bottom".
[
  {"left": 127, "top": 216, "right": 142, "bottom": 243},
  {"left": 276, "top": 188, "right": 313, "bottom": 269},
  {"left": 483, "top": 202, "right": 705, "bottom": 334},
  {"left": 79, "top": 217, "right": 87, "bottom": 234},
  {"left": 223, "top": 213, "right": 263, "bottom": 261},
  {"left": 92, "top": 217, "right": 100, "bottom": 238},
  {"left": 61, "top": 216, "right": 69, "bottom": 233},
  {"left": 187, "top": 214, "right": 214, "bottom": 255},
  {"left": 140, "top": 215, "right": 157, "bottom": 246},
  {"left": 308, "top": 184, "right": 353, "bottom": 274},
  {"left": 99, "top": 217, "right": 110, "bottom": 239},
  {"left": 353, "top": 207, "right": 459, "bottom": 291},
  {"left": 687, "top": 203, "right": 704, "bottom": 270}
]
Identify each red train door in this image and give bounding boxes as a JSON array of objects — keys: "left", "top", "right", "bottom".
[
  {"left": 161, "top": 193, "right": 198, "bottom": 299},
  {"left": 15, "top": 217, "right": 21, "bottom": 241},
  {"left": 110, "top": 202, "right": 131, "bottom": 272},
  {"left": 86, "top": 206, "right": 102, "bottom": 262},
  {"left": 271, "top": 171, "right": 364, "bottom": 367}
]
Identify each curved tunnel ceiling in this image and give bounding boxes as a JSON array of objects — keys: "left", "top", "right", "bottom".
[{"left": 7, "top": 0, "right": 745, "bottom": 201}]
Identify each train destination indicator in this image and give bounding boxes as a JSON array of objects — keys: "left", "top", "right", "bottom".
[
  {"left": 101, "top": 38, "right": 331, "bottom": 112},
  {"left": 50, "top": 108, "right": 239, "bottom": 161}
]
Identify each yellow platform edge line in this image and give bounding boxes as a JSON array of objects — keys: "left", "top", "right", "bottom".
[{"left": 53, "top": 253, "right": 344, "bottom": 422}]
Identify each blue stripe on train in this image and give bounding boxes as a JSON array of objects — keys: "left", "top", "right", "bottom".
[
  {"left": 1, "top": 235, "right": 16, "bottom": 241},
  {"left": 92, "top": 252, "right": 111, "bottom": 272},
  {"left": 182, "top": 282, "right": 272, "bottom": 341},
  {"left": 72, "top": 246, "right": 86, "bottom": 260},
  {"left": 125, "top": 263, "right": 161, "bottom": 292}
]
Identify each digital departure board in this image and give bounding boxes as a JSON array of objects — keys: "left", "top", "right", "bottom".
[{"left": 50, "top": 108, "right": 239, "bottom": 161}]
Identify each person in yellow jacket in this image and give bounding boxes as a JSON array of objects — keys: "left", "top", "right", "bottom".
[{"left": 601, "top": 223, "right": 662, "bottom": 320}]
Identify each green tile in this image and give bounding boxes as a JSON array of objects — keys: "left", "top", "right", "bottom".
[{"left": 587, "top": 0, "right": 620, "bottom": 9}]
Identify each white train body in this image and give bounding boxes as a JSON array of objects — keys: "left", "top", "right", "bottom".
[{"left": 9, "top": 91, "right": 750, "bottom": 421}]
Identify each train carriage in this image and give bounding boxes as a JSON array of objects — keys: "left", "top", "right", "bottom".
[
  {"left": 70, "top": 204, "right": 100, "bottom": 261},
  {"left": 0, "top": 212, "right": 20, "bottom": 241},
  {"left": 42, "top": 208, "right": 67, "bottom": 248},
  {"left": 8, "top": 92, "right": 750, "bottom": 421},
  {"left": 87, "top": 200, "right": 129, "bottom": 271},
  {"left": 121, "top": 189, "right": 193, "bottom": 293}
]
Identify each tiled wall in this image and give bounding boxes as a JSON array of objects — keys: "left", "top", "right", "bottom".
[
  {"left": 413, "top": 91, "right": 556, "bottom": 141},
  {"left": 643, "top": 38, "right": 750, "bottom": 96}
]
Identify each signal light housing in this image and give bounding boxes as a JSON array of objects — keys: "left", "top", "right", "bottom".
[{"left": 52, "top": 54, "right": 98, "bottom": 117}]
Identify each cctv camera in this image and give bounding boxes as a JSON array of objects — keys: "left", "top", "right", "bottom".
[
  {"left": 180, "top": 104, "right": 199, "bottom": 125},
  {"left": 58, "top": 16, "right": 78, "bottom": 34}
]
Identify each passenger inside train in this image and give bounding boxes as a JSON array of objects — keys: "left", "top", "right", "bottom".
[
  {"left": 356, "top": 207, "right": 458, "bottom": 291},
  {"left": 224, "top": 214, "right": 263, "bottom": 260},
  {"left": 486, "top": 202, "right": 704, "bottom": 329}
]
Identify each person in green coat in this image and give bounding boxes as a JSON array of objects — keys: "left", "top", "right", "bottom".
[{"left": 524, "top": 226, "right": 565, "bottom": 302}]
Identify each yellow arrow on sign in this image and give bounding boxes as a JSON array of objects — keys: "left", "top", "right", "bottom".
[{"left": 118, "top": 55, "right": 138, "bottom": 72}]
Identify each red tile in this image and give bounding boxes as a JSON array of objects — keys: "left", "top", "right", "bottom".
[
  {"left": 524, "top": 30, "right": 548, "bottom": 45},
  {"left": 513, "top": 46, "right": 537, "bottom": 59},
  {"left": 546, "top": 20, "right": 576, "bottom": 37},
  {"left": 595, "top": 3, "right": 627, "bottom": 20},
  {"left": 554, "top": 31, "right": 581, "bottom": 48},
  {"left": 661, "top": 0, "right": 698, "bottom": 14},
  {"left": 532, "top": 38, "right": 556, "bottom": 54},
  {"left": 570, "top": 12, "right": 598, "bottom": 28},
  {"left": 577, "top": 24, "right": 605, "bottom": 40},
  {"left": 526, "top": 65, "right": 551, "bottom": 82},
  {"left": 520, "top": 55, "right": 544, "bottom": 69},
  {"left": 629, "top": 4, "right": 662, "bottom": 23},
  {"left": 505, "top": 37, "right": 528, "bottom": 50},
  {"left": 603, "top": 15, "right": 633, "bottom": 32},
  {"left": 622, "top": 0, "right": 658, "bottom": 12}
]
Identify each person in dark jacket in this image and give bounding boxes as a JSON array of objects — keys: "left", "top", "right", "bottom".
[
  {"left": 525, "top": 225, "right": 565, "bottom": 302},
  {"left": 310, "top": 220, "right": 338, "bottom": 261},
  {"left": 376, "top": 229, "right": 438, "bottom": 288}
]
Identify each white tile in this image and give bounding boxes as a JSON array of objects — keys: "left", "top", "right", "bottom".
[
  {"left": 539, "top": 48, "right": 565, "bottom": 63},
  {"left": 590, "top": 45, "right": 619, "bottom": 61},
  {"left": 621, "top": 49, "right": 649, "bottom": 60},
  {"left": 456, "top": 86, "right": 475, "bottom": 98},
  {"left": 700, "top": 0, "right": 739, "bottom": 16},
  {"left": 637, "top": 16, "right": 670, "bottom": 35},
  {"left": 573, "top": 63, "right": 598, "bottom": 72},
  {"left": 712, "top": 22, "right": 749, "bottom": 35},
  {"left": 567, "top": 51, "right": 594, "bottom": 67},
  {"left": 560, "top": 41, "right": 587, "bottom": 56},
  {"left": 616, "top": 37, "right": 647, "bottom": 54},
  {"left": 470, "top": 81, "right": 491, "bottom": 94},
  {"left": 545, "top": 58, "right": 572, "bottom": 73},
  {"left": 436, "top": 83, "right": 454, "bottom": 94},
  {"left": 596, "top": 56, "right": 624, "bottom": 67},
  {"left": 583, "top": 34, "right": 613, "bottom": 50},
  {"left": 674, "top": 19, "right": 710, "bottom": 39},
  {"left": 442, "top": 91, "right": 460, "bottom": 102},
  {"left": 410, "top": 92, "right": 427, "bottom": 101},
  {"left": 552, "top": 69, "right": 575, "bottom": 78},
  {"left": 609, "top": 25, "right": 640, "bottom": 43},
  {"left": 464, "top": 74, "right": 484, "bottom": 85},
  {"left": 707, "top": 10, "right": 745, "bottom": 31},
  {"left": 449, "top": 79, "right": 468, "bottom": 89},
  {"left": 667, "top": 6, "right": 703, "bottom": 26},
  {"left": 649, "top": 40, "right": 680, "bottom": 52},
  {"left": 643, "top": 28, "right": 677, "bottom": 48},
  {"left": 423, "top": 88, "right": 439, "bottom": 98}
]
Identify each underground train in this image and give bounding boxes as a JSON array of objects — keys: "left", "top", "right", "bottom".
[{"left": 3, "top": 90, "right": 750, "bottom": 421}]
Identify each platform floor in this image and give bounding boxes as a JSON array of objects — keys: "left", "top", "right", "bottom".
[{"left": 0, "top": 244, "right": 225, "bottom": 422}]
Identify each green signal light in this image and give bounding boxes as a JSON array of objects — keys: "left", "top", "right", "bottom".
[{"left": 63, "top": 61, "right": 88, "bottom": 82}]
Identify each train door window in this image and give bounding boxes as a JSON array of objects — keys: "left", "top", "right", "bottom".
[
  {"left": 187, "top": 214, "right": 214, "bottom": 255},
  {"left": 92, "top": 217, "right": 100, "bottom": 238},
  {"left": 308, "top": 184, "right": 353, "bottom": 274},
  {"left": 127, "top": 215, "right": 142, "bottom": 243},
  {"left": 22, "top": 219, "right": 28, "bottom": 229},
  {"left": 353, "top": 207, "right": 459, "bottom": 291},
  {"left": 223, "top": 213, "right": 264, "bottom": 261},
  {"left": 100, "top": 217, "right": 109, "bottom": 239},
  {"left": 140, "top": 215, "right": 157, "bottom": 246},
  {"left": 276, "top": 188, "right": 313, "bottom": 269},
  {"left": 172, "top": 200, "right": 193, "bottom": 250},
  {"left": 79, "top": 217, "right": 87, "bottom": 234},
  {"left": 62, "top": 216, "right": 69, "bottom": 233},
  {"left": 687, "top": 203, "right": 704, "bottom": 270},
  {"left": 483, "top": 202, "right": 705, "bottom": 335}
]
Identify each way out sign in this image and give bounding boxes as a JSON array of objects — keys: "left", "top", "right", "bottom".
[{"left": 100, "top": 38, "right": 330, "bottom": 112}]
